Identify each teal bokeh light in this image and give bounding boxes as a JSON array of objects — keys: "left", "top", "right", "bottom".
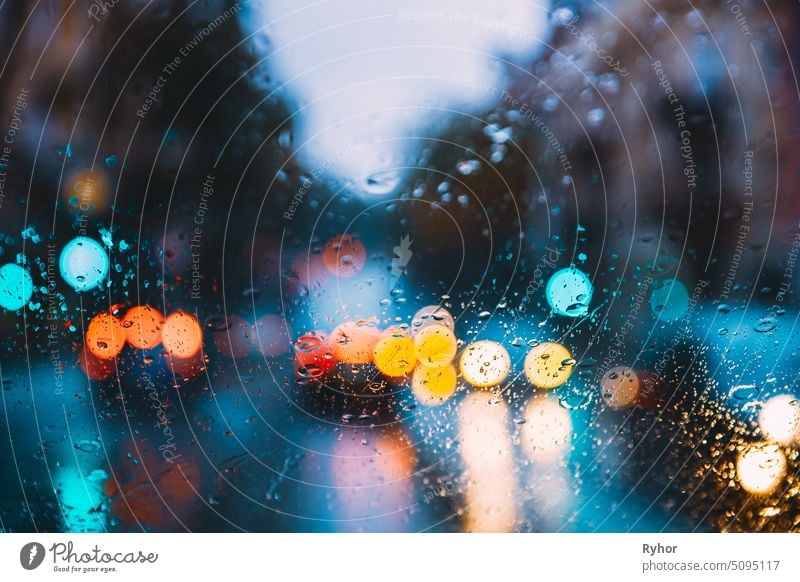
[
  {"left": 545, "top": 267, "right": 593, "bottom": 317},
  {"left": 59, "top": 236, "right": 109, "bottom": 292},
  {"left": 0, "top": 263, "right": 33, "bottom": 311}
]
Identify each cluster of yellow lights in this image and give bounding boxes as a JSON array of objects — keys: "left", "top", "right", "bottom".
[
  {"left": 331, "top": 306, "right": 586, "bottom": 407},
  {"left": 375, "top": 307, "right": 461, "bottom": 406}
]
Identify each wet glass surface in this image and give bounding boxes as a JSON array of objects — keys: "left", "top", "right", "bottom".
[{"left": 0, "top": 0, "right": 799, "bottom": 532}]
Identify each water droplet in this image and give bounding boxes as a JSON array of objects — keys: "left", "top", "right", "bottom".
[
  {"left": 586, "top": 108, "right": 605, "bottom": 127},
  {"left": 754, "top": 318, "right": 777, "bottom": 333},
  {"left": 457, "top": 159, "right": 481, "bottom": 175},
  {"left": 362, "top": 170, "right": 400, "bottom": 195},
  {"left": 729, "top": 384, "right": 759, "bottom": 400},
  {"left": 74, "top": 439, "right": 101, "bottom": 453}
]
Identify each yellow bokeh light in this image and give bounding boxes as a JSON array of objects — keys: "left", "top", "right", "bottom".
[
  {"left": 459, "top": 340, "right": 511, "bottom": 387},
  {"left": 600, "top": 366, "right": 639, "bottom": 409},
  {"left": 521, "top": 395, "right": 573, "bottom": 464},
  {"left": 411, "top": 363, "right": 457, "bottom": 406},
  {"left": 63, "top": 169, "right": 111, "bottom": 215},
  {"left": 758, "top": 394, "right": 800, "bottom": 445},
  {"left": 524, "top": 342, "right": 574, "bottom": 389},
  {"left": 736, "top": 443, "right": 786, "bottom": 495},
  {"left": 414, "top": 324, "right": 457, "bottom": 367},
  {"left": 373, "top": 329, "right": 417, "bottom": 377}
]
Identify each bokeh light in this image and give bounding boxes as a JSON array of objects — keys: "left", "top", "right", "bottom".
[
  {"left": 162, "top": 311, "right": 203, "bottom": 359},
  {"left": 459, "top": 340, "right": 511, "bottom": 387},
  {"left": 322, "top": 234, "right": 366, "bottom": 278},
  {"left": 62, "top": 169, "right": 111, "bottom": 215},
  {"left": 521, "top": 395, "right": 573, "bottom": 464},
  {"left": 59, "top": 236, "right": 109, "bottom": 292},
  {"left": 545, "top": 267, "right": 593, "bottom": 317},
  {"left": 0, "top": 263, "right": 33, "bottom": 311},
  {"left": 122, "top": 305, "right": 165, "bottom": 350},
  {"left": 414, "top": 324, "right": 457, "bottom": 367},
  {"left": 524, "top": 341, "right": 574, "bottom": 389},
  {"left": 253, "top": 314, "right": 291, "bottom": 357},
  {"left": 330, "top": 428, "right": 416, "bottom": 528},
  {"left": 86, "top": 312, "right": 126, "bottom": 360},
  {"left": 373, "top": 328, "right": 417, "bottom": 377},
  {"left": 600, "top": 366, "right": 640, "bottom": 409},
  {"left": 758, "top": 395, "right": 800, "bottom": 445},
  {"left": 213, "top": 316, "right": 254, "bottom": 359},
  {"left": 330, "top": 319, "right": 381, "bottom": 365},
  {"left": 411, "top": 305, "right": 455, "bottom": 333},
  {"left": 736, "top": 443, "right": 786, "bottom": 495},
  {"left": 649, "top": 279, "right": 690, "bottom": 322},
  {"left": 79, "top": 347, "right": 114, "bottom": 381},
  {"left": 295, "top": 330, "right": 335, "bottom": 378},
  {"left": 411, "top": 363, "right": 457, "bottom": 406},
  {"left": 459, "top": 391, "right": 517, "bottom": 532}
]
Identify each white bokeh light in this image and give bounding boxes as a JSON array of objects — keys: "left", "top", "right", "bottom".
[{"left": 758, "top": 394, "right": 800, "bottom": 446}]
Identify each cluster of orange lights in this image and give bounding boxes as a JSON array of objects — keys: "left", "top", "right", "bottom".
[{"left": 80, "top": 305, "right": 203, "bottom": 380}]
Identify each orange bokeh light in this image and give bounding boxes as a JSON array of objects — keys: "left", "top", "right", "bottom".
[
  {"left": 122, "top": 305, "right": 165, "bottom": 350},
  {"left": 161, "top": 311, "right": 203, "bottom": 359},
  {"left": 86, "top": 312, "right": 126, "bottom": 360},
  {"left": 330, "top": 319, "right": 381, "bottom": 365},
  {"left": 322, "top": 234, "right": 366, "bottom": 278},
  {"left": 63, "top": 169, "right": 111, "bottom": 215}
]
